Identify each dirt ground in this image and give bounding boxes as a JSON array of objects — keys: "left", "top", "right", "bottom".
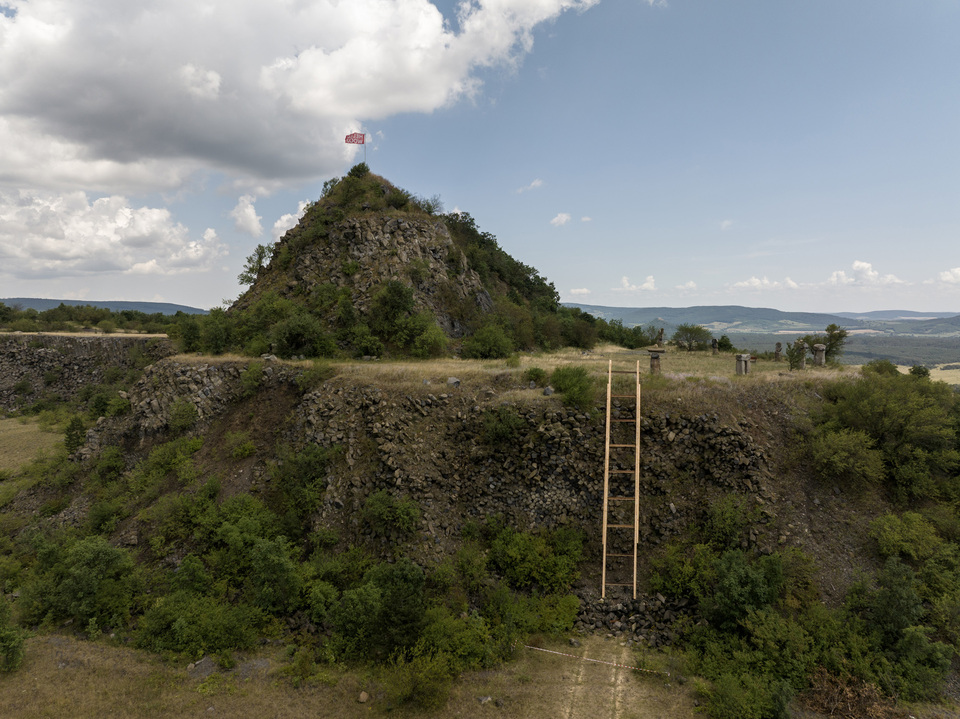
[{"left": 0, "top": 634, "right": 696, "bottom": 719}]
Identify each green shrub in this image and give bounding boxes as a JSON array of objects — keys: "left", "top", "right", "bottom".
[
  {"left": 703, "top": 495, "right": 749, "bottom": 549},
  {"left": 384, "top": 649, "right": 454, "bottom": 710},
  {"left": 808, "top": 427, "right": 885, "bottom": 487},
  {"left": 137, "top": 591, "right": 263, "bottom": 656},
  {"left": 347, "top": 162, "right": 370, "bottom": 178},
  {"left": 461, "top": 325, "right": 513, "bottom": 359},
  {"left": 869, "top": 512, "right": 942, "bottom": 562},
  {"left": 702, "top": 551, "right": 783, "bottom": 631},
  {"left": 64, "top": 416, "right": 86, "bottom": 453},
  {"left": 481, "top": 405, "right": 526, "bottom": 443},
  {"left": 168, "top": 398, "right": 198, "bottom": 434},
  {"left": 0, "top": 598, "right": 25, "bottom": 672},
  {"left": 363, "top": 490, "right": 420, "bottom": 538},
  {"left": 225, "top": 431, "right": 256, "bottom": 459},
  {"left": 306, "top": 580, "right": 339, "bottom": 626},
  {"left": 488, "top": 526, "right": 582, "bottom": 593},
  {"left": 240, "top": 362, "right": 263, "bottom": 397},
  {"left": 549, "top": 365, "right": 597, "bottom": 409},
  {"left": 523, "top": 367, "right": 547, "bottom": 386},
  {"left": 19, "top": 535, "right": 138, "bottom": 632}
]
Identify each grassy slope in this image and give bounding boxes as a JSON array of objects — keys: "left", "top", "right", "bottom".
[{"left": 0, "top": 418, "right": 62, "bottom": 475}]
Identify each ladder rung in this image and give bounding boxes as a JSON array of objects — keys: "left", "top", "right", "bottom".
[
  {"left": 611, "top": 394, "right": 637, "bottom": 398},
  {"left": 606, "top": 553, "right": 635, "bottom": 558},
  {"left": 609, "top": 470, "right": 634, "bottom": 474},
  {"left": 609, "top": 370, "right": 638, "bottom": 374},
  {"left": 607, "top": 524, "right": 635, "bottom": 529},
  {"left": 604, "top": 582, "right": 635, "bottom": 587},
  {"left": 608, "top": 496, "right": 635, "bottom": 501},
  {"left": 610, "top": 418, "right": 636, "bottom": 423}
]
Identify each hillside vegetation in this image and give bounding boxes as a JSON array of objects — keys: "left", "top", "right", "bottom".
[
  {"left": 0, "top": 337, "right": 959, "bottom": 718},
  {"left": 2, "top": 171, "right": 960, "bottom": 718}
]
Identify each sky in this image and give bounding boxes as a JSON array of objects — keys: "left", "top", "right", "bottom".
[{"left": 0, "top": 0, "right": 958, "bottom": 314}]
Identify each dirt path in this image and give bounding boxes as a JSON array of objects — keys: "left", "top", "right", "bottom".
[{"left": 444, "top": 636, "right": 696, "bottom": 719}]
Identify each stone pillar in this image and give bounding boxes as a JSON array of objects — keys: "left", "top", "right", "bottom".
[
  {"left": 736, "top": 353, "right": 751, "bottom": 375},
  {"left": 813, "top": 343, "right": 826, "bottom": 367},
  {"left": 711, "top": 338, "right": 719, "bottom": 355},
  {"left": 797, "top": 341, "right": 806, "bottom": 370},
  {"left": 655, "top": 328, "right": 664, "bottom": 348},
  {"left": 774, "top": 342, "right": 782, "bottom": 362},
  {"left": 649, "top": 351, "right": 661, "bottom": 375}
]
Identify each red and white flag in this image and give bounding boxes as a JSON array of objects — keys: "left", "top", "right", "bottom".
[{"left": 345, "top": 132, "right": 365, "bottom": 144}]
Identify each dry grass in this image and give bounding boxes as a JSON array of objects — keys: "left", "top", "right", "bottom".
[
  {"left": 0, "top": 634, "right": 696, "bottom": 719},
  {"left": 0, "top": 417, "right": 62, "bottom": 474}
]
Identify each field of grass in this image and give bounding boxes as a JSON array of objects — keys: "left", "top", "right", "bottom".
[
  {"left": 0, "top": 417, "right": 62, "bottom": 474},
  {"left": 0, "top": 634, "right": 692, "bottom": 719}
]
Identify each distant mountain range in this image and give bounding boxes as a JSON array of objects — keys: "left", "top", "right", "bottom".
[
  {"left": 565, "top": 304, "right": 960, "bottom": 337},
  {"left": 1, "top": 297, "right": 209, "bottom": 315}
]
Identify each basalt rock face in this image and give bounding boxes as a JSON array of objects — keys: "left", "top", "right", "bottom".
[
  {"left": 0, "top": 334, "right": 175, "bottom": 411},
  {"left": 80, "top": 357, "right": 778, "bottom": 563},
  {"left": 232, "top": 215, "right": 494, "bottom": 338}
]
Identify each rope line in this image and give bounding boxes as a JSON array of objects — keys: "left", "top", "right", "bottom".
[{"left": 522, "top": 645, "right": 670, "bottom": 677}]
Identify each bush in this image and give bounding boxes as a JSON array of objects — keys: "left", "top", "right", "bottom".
[
  {"left": 64, "top": 416, "right": 86, "bottom": 453},
  {"left": 869, "top": 512, "right": 942, "bottom": 562},
  {"left": 0, "top": 598, "right": 25, "bottom": 672},
  {"left": 481, "top": 406, "right": 526, "bottom": 443},
  {"left": 549, "top": 365, "right": 596, "bottom": 409},
  {"left": 523, "top": 367, "right": 547, "bottom": 386},
  {"left": 461, "top": 325, "right": 513, "bottom": 359},
  {"left": 137, "top": 591, "right": 263, "bottom": 656},
  {"left": 808, "top": 427, "right": 885, "bottom": 487},
  {"left": 19, "top": 536, "right": 138, "bottom": 633},
  {"left": 240, "top": 362, "right": 263, "bottom": 397},
  {"left": 702, "top": 551, "right": 783, "bottom": 631},
  {"left": 168, "top": 399, "right": 198, "bottom": 434},
  {"left": 384, "top": 649, "right": 454, "bottom": 710},
  {"left": 363, "top": 490, "right": 420, "bottom": 538},
  {"left": 488, "top": 526, "right": 582, "bottom": 593}
]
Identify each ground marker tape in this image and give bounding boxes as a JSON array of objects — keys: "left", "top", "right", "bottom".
[{"left": 522, "top": 645, "right": 670, "bottom": 677}]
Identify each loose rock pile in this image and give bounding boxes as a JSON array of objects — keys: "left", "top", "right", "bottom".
[{"left": 575, "top": 594, "right": 699, "bottom": 648}]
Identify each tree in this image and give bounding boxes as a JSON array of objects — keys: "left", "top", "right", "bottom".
[
  {"left": 238, "top": 244, "right": 271, "bottom": 286},
  {"left": 671, "top": 324, "right": 712, "bottom": 351},
  {"left": 801, "top": 324, "right": 848, "bottom": 363}
]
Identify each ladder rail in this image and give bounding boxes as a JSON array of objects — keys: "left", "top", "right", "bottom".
[{"left": 601, "top": 359, "right": 642, "bottom": 599}]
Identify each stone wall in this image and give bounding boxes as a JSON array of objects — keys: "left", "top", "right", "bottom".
[{"left": 0, "top": 334, "right": 175, "bottom": 411}]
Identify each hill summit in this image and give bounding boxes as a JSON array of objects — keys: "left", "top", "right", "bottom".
[{"left": 228, "top": 163, "right": 585, "bottom": 359}]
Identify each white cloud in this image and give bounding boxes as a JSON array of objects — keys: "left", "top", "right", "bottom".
[
  {"left": 720, "top": 219, "right": 733, "bottom": 231},
  {"left": 827, "top": 260, "right": 904, "bottom": 287},
  {"left": 939, "top": 267, "right": 960, "bottom": 284},
  {"left": 676, "top": 280, "right": 697, "bottom": 290},
  {"left": 732, "top": 276, "right": 788, "bottom": 290},
  {"left": 580, "top": 216, "right": 592, "bottom": 222},
  {"left": 230, "top": 194, "right": 263, "bottom": 237},
  {"left": 550, "top": 212, "right": 572, "bottom": 226},
  {"left": 615, "top": 275, "right": 656, "bottom": 292},
  {"left": 569, "top": 287, "right": 591, "bottom": 296},
  {"left": 516, "top": 178, "right": 543, "bottom": 194},
  {"left": 0, "top": 189, "right": 226, "bottom": 278},
  {"left": 0, "top": 0, "right": 598, "bottom": 192},
  {"left": 272, "top": 200, "right": 310, "bottom": 242}
]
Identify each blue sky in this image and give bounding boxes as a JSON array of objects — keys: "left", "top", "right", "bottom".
[{"left": 1, "top": 0, "right": 957, "bottom": 313}]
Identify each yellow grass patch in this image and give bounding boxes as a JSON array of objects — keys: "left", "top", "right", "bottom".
[{"left": 0, "top": 417, "right": 62, "bottom": 474}]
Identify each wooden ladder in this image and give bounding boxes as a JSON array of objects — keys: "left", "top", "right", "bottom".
[{"left": 601, "top": 360, "right": 641, "bottom": 599}]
